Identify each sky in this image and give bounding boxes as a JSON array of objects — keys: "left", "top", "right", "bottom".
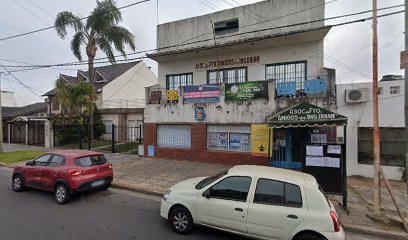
[{"left": 0, "top": 0, "right": 404, "bottom": 106}]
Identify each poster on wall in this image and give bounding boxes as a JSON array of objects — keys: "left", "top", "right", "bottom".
[
  {"left": 183, "top": 85, "right": 220, "bottom": 103},
  {"left": 311, "top": 134, "right": 327, "bottom": 144},
  {"left": 251, "top": 124, "right": 272, "bottom": 156},
  {"left": 229, "top": 133, "right": 242, "bottom": 148},
  {"left": 306, "top": 156, "right": 340, "bottom": 168},
  {"left": 208, "top": 132, "right": 228, "bottom": 147},
  {"left": 225, "top": 81, "right": 268, "bottom": 101}
]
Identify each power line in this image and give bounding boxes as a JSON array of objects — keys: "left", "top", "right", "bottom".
[
  {"left": 219, "top": 0, "right": 379, "bottom": 79},
  {"left": 1, "top": 65, "right": 43, "bottom": 97},
  {"left": 24, "top": 0, "right": 55, "bottom": 19},
  {"left": 174, "top": 0, "right": 188, "bottom": 18},
  {"left": 10, "top": 0, "right": 51, "bottom": 26},
  {"left": 0, "top": 0, "right": 151, "bottom": 42},
  {"left": 2, "top": 8, "right": 403, "bottom": 74}
]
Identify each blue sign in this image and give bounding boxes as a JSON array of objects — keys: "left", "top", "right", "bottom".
[
  {"left": 195, "top": 107, "right": 206, "bottom": 121},
  {"left": 148, "top": 145, "right": 155, "bottom": 157},
  {"left": 304, "top": 79, "right": 326, "bottom": 94}
]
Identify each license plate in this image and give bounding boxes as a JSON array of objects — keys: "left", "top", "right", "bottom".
[{"left": 91, "top": 180, "right": 105, "bottom": 187}]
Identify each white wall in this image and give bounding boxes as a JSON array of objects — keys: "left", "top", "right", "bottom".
[
  {"left": 156, "top": 41, "right": 324, "bottom": 88},
  {"left": 101, "top": 62, "right": 158, "bottom": 109},
  {"left": 336, "top": 80, "right": 405, "bottom": 180},
  {"left": 1, "top": 91, "right": 15, "bottom": 107},
  {"left": 157, "top": 0, "right": 324, "bottom": 51}
]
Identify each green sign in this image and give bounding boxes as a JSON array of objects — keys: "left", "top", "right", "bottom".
[
  {"left": 225, "top": 81, "right": 268, "bottom": 101},
  {"left": 267, "top": 102, "right": 348, "bottom": 128}
]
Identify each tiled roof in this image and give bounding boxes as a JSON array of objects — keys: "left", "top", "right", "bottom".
[
  {"left": 42, "top": 61, "right": 140, "bottom": 96},
  {"left": 2, "top": 102, "right": 47, "bottom": 119}
]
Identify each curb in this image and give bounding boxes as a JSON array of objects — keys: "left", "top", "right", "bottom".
[
  {"left": 111, "top": 182, "right": 163, "bottom": 197},
  {"left": 343, "top": 223, "right": 408, "bottom": 240}
]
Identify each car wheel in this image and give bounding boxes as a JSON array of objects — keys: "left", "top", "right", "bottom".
[
  {"left": 54, "top": 184, "right": 71, "bottom": 204},
  {"left": 102, "top": 183, "right": 111, "bottom": 190},
  {"left": 295, "top": 233, "right": 327, "bottom": 240},
  {"left": 169, "top": 207, "right": 193, "bottom": 234},
  {"left": 12, "top": 174, "right": 24, "bottom": 192}
]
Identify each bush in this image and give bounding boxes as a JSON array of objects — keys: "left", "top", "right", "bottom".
[{"left": 53, "top": 108, "right": 105, "bottom": 145}]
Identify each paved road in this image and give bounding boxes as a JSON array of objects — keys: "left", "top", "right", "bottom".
[{"left": 0, "top": 168, "right": 386, "bottom": 240}]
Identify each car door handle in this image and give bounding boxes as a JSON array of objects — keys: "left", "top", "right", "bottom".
[
  {"left": 234, "top": 208, "right": 244, "bottom": 212},
  {"left": 287, "top": 214, "right": 298, "bottom": 219}
]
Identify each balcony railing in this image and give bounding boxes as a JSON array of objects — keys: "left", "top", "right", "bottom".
[{"left": 146, "top": 79, "right": 327, "bottom": 105}]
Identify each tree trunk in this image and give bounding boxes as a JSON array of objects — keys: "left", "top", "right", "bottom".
[{"left": 88, "top": 56, "right": 95, "bottom": 140}]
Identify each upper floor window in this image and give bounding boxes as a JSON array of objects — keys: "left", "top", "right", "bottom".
[
  {"left": 214, "top": 19, "right": 239, "bottom": 35},
  {"left": 266, "top": 61, "right": 307, "bottom": 94},
  {"left": 51, "top": 97, "right": 59, "bottom": 111},
  {"left": 390, "top": 86, "right": 400, "bottom": 94},
  {"left": 166, "top": 73, "right": 193, "bottom": 90},
  {"left": 208, "top": 67, "right": 247, "bottom": 84},
  {"left": 94, "top": 71, "right": 106, "bottom": 82}
]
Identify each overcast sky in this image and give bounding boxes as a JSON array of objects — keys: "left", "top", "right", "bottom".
[{"left": 0, "top": 0, "right": 404, "bottom": 106}]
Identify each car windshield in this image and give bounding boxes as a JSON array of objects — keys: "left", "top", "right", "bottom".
[
  {"left": 74, "top": 155, "right": 107, "bottom": 167},
  {"left": 195, "top": 169, "right": 229, "bottom": 190}
]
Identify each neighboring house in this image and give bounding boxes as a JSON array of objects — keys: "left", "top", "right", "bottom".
[
  {"left": 336, "top": 75, "right": 406, "bottom": 180},
  {"left": 43, "top": 61, "right": 157, "bottom": 143},
  {"left": 144, "top": 0, "right": 342, "bottom": 175},
  {"left": 1, "top": 102, "right": 48, "bottom": 146},
  {"left": 1, "top": 90, "right": 16, "bottom": 107}
]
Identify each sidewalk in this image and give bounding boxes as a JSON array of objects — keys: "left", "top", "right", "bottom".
[{"left": 2, "top": 144, "right": 408, "bottom": 239}]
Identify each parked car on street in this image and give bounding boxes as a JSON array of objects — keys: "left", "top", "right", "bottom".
[
  {"left": 160, "top": 165, "right": 344, "bottom": 240},
  {"left": 12, "top": 150, "right": 113, "bottom": 204}
]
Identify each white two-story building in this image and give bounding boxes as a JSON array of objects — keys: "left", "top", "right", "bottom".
[{"left": 144, "top": 0, "right": 348, "bottom": 192}]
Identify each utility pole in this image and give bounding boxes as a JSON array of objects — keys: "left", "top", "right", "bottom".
[
  {"left": 372, "top": 0, "right": 382, "bottom": 217},
  {"left": 404, "top": 0, "right": 408, "bottom": 194},
  {"left": 0, "top": 62, "right": 3, "bottom": 153}
]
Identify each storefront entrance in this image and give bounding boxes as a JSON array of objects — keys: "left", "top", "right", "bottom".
[{"left": 267, "top": 102, "right": 348, "bottom": 208}]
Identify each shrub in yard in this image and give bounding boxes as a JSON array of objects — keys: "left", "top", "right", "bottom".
[{"left": 53, "top": 107, "right": 105, "bottom": 145}]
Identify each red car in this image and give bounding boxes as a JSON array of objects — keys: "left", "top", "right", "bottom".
[{"left": 12, "top": 150, "right": 113, "bottom": 204}]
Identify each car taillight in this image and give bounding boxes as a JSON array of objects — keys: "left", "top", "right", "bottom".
[
  {"left": 330, "top": 210, "right": 341, "bottom": 232},
  {"left": 108, "top": 164, "right": 112, "bottom": 169},
  {"left": 68, "top": 169, "right": 83, "bottom": 176}
]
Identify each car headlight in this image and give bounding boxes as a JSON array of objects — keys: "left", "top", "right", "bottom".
[{"left": 163, "top": 190, "right": 171, "bottom": 201}]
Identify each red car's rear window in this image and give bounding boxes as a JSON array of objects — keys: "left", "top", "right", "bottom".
[{"left": 74, "top": 155, "right": 107, "bottom": 167}]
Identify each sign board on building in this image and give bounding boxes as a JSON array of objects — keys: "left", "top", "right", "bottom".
[
  {"left": 208, "top": 132, "right": 228, "bottom": 147},
  {"left": 225, "top": 81, "right": 268, "bottom": 101},
  {"left": 267, "top": 102, "right": 348, "bottom": 128},
  {"left": 251, "top": 124, "right": 272, "bottom": 156},
  {"left": 183, "top": 85, "right": 220, "bottom": 103},
  {"left": 166, "top": 90, "right": 179, "bottom": 101},
  {"left": 195, "top": 56, "right": 260, "bottom": 70},
  {"left": 194, "top": 106, "right": 206, "bottom": 121},
  {"left": 401, "top": 50, "right": 408, "bottom": 69}
]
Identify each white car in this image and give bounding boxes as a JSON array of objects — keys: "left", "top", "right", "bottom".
[{"left": 160, "top": 165, "right": 345, "bottom": 240}]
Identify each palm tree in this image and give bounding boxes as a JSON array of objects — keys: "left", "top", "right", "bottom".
[
  {"left": 54, "top": 0, "right": 135, "bottom": 138},
  {"left": 55, "top": 77, "right": 94, "bottom": 116}
]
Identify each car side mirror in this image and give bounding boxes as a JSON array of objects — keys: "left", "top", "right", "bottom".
[
  {"left": 202, "top": 189, "right": 211, "bottom": 199},
  {"left": 26, "top": 160, "right": 35, "bottom": 166}
]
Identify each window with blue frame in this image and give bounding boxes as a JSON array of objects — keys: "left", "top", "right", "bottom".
[{"left": 266, "top": 61, "right": 307, "bottom": 97}]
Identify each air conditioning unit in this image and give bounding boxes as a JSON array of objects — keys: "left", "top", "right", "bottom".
[{"left": 345, "top": 88, "right": 369, "bottom": 103}]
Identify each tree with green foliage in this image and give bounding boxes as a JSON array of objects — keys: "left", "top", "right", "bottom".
[
  {"left": 54, "top": 0, "right": 135, "bottom": 138},
  {"left": 55, "top": 77, "right": 93, "bottom": 116}
]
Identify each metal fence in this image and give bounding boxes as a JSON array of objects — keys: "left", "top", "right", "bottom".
[{"left": 54, "top": 123, "right": 143, "bottom": 155}]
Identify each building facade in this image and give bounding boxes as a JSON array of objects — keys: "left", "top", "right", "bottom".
[
  {"left": 144, "top": 0, "right": 342, "bottom": 170},
  {"left": 1, "top": 90, "right": 16, "bottom": 107},
  {"left": 336, "top": 75, "right": 406, "bottom": 180},
  {"left": 43, "top": 61, "right": 157, "bottom": 145}
]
